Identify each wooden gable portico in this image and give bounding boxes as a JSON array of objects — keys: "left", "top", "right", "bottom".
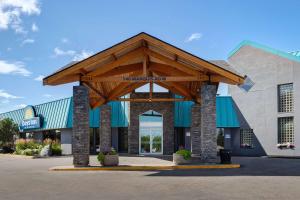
[
  {"left": 43, "top": 32, "right": 244, "bottom": 167},
  {"left": 43, "top": 32, "right": 244, "bottom": 108}
]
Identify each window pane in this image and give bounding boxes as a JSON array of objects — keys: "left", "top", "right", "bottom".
[
  {"left": 240, "top": 129, "right": 254, "bottom": 148},
  {"left": 278, "top": 117, "right": 294, "bottom": 144},
  {"left": 278, "top": 83, "right": 293, "bottom": 112}
]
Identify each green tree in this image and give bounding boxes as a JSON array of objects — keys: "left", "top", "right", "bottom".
[{"left": 0, "top": 118, "right": 19, "bottom": 148}]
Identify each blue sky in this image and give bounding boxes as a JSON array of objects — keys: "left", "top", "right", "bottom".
[{"left": 0, "top": 0, "right": 299, "bottom": 113}]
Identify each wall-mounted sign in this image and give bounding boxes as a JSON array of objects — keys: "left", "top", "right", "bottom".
[
  {"left": 225, "top": 134, "right": 231, "bottom": 139},
  {"left": 19, "top": 106, "right": 41, "bottom": 131}
]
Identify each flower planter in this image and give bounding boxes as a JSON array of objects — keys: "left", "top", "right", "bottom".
[
  {"left": 102, "top": 154, "right": 119, "bottom": 166},
  {"left": 173, "top": 153, "right": 191, "bottom": 165}
]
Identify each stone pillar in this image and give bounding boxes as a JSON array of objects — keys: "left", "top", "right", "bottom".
[
  {"left": 200, "top": 84, "right": 217, "bottom": 163},
  {"left": 191, "top": 103, "right": 201, "bottom": 155},
  {"left": 72, "top": 85, "right": 90, "bottom": 167},
  {"left": 100, "top": 104, "right": 111, "bottom": 152}
]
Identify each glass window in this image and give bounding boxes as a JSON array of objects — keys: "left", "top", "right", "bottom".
[
  {"left": 240, "top": 129, "right": 254, "bottom": 148},
  {"left": 278, "top": 117, "right": 294, "bottom": 144},
  {"left": 278, "top": 83, "right": 293, "bottom": 113}
]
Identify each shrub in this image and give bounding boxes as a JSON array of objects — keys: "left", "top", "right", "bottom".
[
  {"left": 51, "top": 143, "right": 62, "bottom": 156},
  {"left": 15, "top": 139, "right": 42, "bottom": 156},
  {"left": 24, "top": 149, "right": 33, "bottom": 156},
  {"left": 176, "top": 149, "right": 191, "bottom": 160},
  {"left": 0, "top": 118, "right": 19, "bottom": 149}
]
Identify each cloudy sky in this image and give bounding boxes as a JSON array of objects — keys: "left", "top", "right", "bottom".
[{"left": 0, "top": 0, "right": 299, "bottom": 113}]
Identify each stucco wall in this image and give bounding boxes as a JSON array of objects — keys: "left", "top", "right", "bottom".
[
  {"left": 61, "top": 128, "right": 72, "bottom": 155},
  {"left": 229, "top": 45, "right": 300, "bottom": 156}
]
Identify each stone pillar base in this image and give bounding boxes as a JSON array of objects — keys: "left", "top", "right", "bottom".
[
  {"left": 72, "top": 85, "right": 90, "bottom": 167},
  {"left": 100, "top": 104, "right": 111, "bottom": 152}
]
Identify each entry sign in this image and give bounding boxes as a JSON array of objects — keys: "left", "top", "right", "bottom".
[
  {"left": 20, "top": 117, "right": 41, "bottom": 130},
  {"left": 19, "top": 106, "right": 41, "bottom": 131}
]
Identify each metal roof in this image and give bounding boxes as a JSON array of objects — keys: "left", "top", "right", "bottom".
[
  {"left": 0, "top": 96, "right": 239, "bottom": 130},
  {"left": 0, "top": 98, "right": 72, "bottom": 131},
  {"left": 228, "top": 40, "right": 300, "bottom": 63}
]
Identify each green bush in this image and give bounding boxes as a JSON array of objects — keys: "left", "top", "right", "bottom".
[
  {"left": 0, "top": 118, "right": 18, "bottom": 148},
  {"left": 51, "top": 143, "right": 62, "bottom": 156},
  {"left": 15, "top": 139, "right": 42, "bottom": 156},
  {"left": 176, "top": 149, "right": 191, "bottom": 160},
  {"left": 24, "top": 149, "right": 33, "bottom": 156}
]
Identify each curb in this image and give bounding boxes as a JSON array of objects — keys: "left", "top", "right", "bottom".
[{"left": 49, "top": 164, "right": 241, "bottom": 171}]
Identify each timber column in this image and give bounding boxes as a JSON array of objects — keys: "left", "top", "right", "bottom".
[
  {"left": 191, "top": 103, "right": 201, "bottom": 156},
  {"left": 100, "top": 104, "right": 111, "bottom": 152},
  {"left": 200, "top": 84, "right": 217, "bottom": 163},
  {"left": 72, "top": 85, "right": 90, "bottom": 167}
]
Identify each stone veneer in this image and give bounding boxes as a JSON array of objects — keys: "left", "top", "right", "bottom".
[
  {"left": 191, "top": 103, "right": 201, "bottom": 155},
  {"left": 72, "top": 85, "right": 90, "bottom": 167},
  {"left": 200, "top": 84, "right": 217, "bottom": 163},
  {"left": 191, "top": 84, "right": 217, "bottom": 162},
  {"left": 100, "top": 104, "right": 112, "bottom": 152},
  {"left": 128, "top": 92, "right": 174, "bottom": 155}
]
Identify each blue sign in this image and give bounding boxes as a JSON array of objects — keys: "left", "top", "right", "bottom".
[
  {"left": 20, "top": 117, "right": 41, "bottom": 130},
  {"left": 19, "top": 106, "right": 41, "bottom": 131}
]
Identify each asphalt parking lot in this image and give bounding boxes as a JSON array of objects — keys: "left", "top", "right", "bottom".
[{"left": 0, "top": 156, "right": 300, "bottom": 200}]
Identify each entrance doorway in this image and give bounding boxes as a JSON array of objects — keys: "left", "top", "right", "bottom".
[{"left": 139, "top": 110, "right": 163, "bottom": 154}]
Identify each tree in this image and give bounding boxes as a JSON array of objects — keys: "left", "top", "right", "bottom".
[{"left": 0, "top": 118, "right": 19, "bottom": 148}]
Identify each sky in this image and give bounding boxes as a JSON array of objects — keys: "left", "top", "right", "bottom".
[{"left": 0, "top": 0, "right": 300, "bottom": 113}]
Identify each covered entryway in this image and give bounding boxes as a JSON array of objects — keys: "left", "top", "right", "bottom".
[
  {"left": 43, "top": 32, "right": 244, "bottom": 167},
  {"left": 139, "top": 110, "right": 163, "bottom": 154}
]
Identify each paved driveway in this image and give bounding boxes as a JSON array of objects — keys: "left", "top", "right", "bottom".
[{"left": 0, "top": 156, "right": 299, "bottom": 200}]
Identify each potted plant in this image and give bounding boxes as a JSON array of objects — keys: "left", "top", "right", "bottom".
[
  {"left": 277, "top": 143, "right": 295, "bottom": 150},
  {"left": 173, "top": 149, "right": 192, "bottom": 165},
  {"left": 97, "top": 148, "right": 119, "bottom": 166}
]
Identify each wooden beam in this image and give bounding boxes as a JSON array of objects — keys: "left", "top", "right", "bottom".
[
  {"left": 141, "top": 33, "right": 244, "bottom": 84},
  {"left": 44, "top": 34, "right": 145, "bottom": 85},
  {"left": 95, "top": 63, "right": 142, "bottom": 77},
  {"left": 111, "top": 82, "right": 147, "bottom": 100},
  {"left": 149, "top": 81, "right": 153, "bottom": 99},
  {"left": 82, "top": 82, "right": 106, "bottom": 100},
  {"left": 144, "top": 48, "right": 202, "bottom": 76},
  {"left": 149, "top": 62, "right": 193, "bottom": 76},
  {"left": 87, "top": 47, "right": 145, "bottom": 77},
  {"left": 114, "top": 98, "right": 192, "bottom": 102},
  {"left": 43, "top": 74, "right": 80, "bottom": 86},
  {"left": 81, "top": 75, "right": 206, "bottom": 82}
]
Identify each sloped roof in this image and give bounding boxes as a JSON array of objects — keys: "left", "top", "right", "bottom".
[
  {"left": 228, "top": 40, "right": 300, "bottom": 63},
  {"left": 44, "top": 32, "right": 244, "bottom": 108}
]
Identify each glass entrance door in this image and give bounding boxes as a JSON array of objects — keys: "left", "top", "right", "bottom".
[{"left": 139, "top": 110, "right": 163, "bottom": 154}]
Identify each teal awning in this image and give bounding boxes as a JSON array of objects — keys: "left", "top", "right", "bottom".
[
  {"left": 0, "top": 95, "right": 239, "bottom": 130},
  {"left": 174, "top": 95, "right": 239, "bottom": 128}
]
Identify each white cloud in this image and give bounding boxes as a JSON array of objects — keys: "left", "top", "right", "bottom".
[
  {"left": 54, "top": 47, "right": 76, "bottom": 57},
  {"left": 21, "top": 38, "right": 34, "bottom": 45},
  {"left": 61, "top": 38, "right": 69, "bottom": 43},
  {"left": 43, "top": 94, "right": 53, "bottom": 98},
  {"left": 53, "top": 47, "right": 93, "bottom": 61},
  {"left": 185, "top": 33, "right": 203, "bottom": 43},
  {"left": 0, "top": 89, "right": 22, "bottom": 99},
  {"left": 31, "top": 22, "right": 38, "bottom": 32},
  {"left": 15, "top": 103, "right": 26, "bottom": 109},
  {"left": 34, "top": 74, "right": 44, "bottom": 81},
  {"left": 0, "top": 60, "right": 31, "bottom": 76},
  {"left": 0, "top": 0, "right": 41, "bottom": 34},
  {"left": 72, "top": 50, "right": 93, "bottom": 61}
]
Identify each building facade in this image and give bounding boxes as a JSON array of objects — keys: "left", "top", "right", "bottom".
[
  {"left": 228, "top": 41, "right": 300, "bottom": 157},
  {"left": 0, "top": 94, "right": 239, "bottom": 155}
]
